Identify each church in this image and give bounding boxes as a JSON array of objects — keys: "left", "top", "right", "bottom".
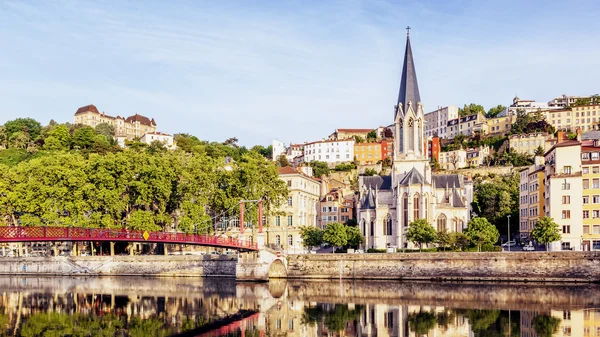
[{"left": 358, "top": 30, "right": 473, "bottom": 250}]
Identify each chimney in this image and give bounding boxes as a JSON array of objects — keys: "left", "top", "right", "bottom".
[
  {"left": 576, "top": 127, "right": 582, "bottom": 141},
  {"left": 557, "top": 131, "right": 566, "bottom": 143}
]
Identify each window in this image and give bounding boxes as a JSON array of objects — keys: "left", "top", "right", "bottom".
[
  {"left": 583, "top": 210, "right": 590, "bottom": 219},
  {"left": 594, "top": 210, "right": 600, "bottom": 218},
  {"left": 287, "top": 180, "right": 291, "bottom": 187},
  {"left": 594, "top": 195, "right": 600, "bottom": 204},
  {"left": 403, "top": 195, "right": 409, "bottom": 227},
  {"left": 321, "top": 216, "right": 327, "bottom": 221},
  {"left": 595, "top": 166, "right": 600, "bottom": 173},
  {"left": 563, "top": 225, "right": 571, "bottom": 234},
  {"left": 288, "top": 235, "right": 293, "bottom": 246},
  {"left": 288, "top": 197, "right": 293, "bottom": 206},
  {"left": 562, "top": 242, "right": 571, "bottom": 250},
  {"left": 593, "top": 240, "right": 600, "bottom": 250},
  {"left": 414, "top": 194, "right": 420, "bottom": 219},
  {"left": 287, "top": 215, "right": 293, "bottom": 226},
  {"left": 562, "top": 182, "right": 570, "bottom": 190},
  {"left": 275, "top": 216, "right": 280, "bottom": 226},
  {"left": 584, "top": 225, "right": 590, "bottom": 234},
  {"left": 288, "top": 319, "right": 294, "bottom": 331},
  {"left": 437, "top": 214, "right": 447, "bottom": 232},
  {"left": 584, "top": 196, "right": 590, "bottom": 204},
  {"left": 370, "top": 220, "right": 374, "bottom": 236},
  {"left": 384, "top": 215, "right": 392, "bottom": 236},
  {"left": 563, "top": 311, "right": 571, "bottom": 320},
  {"left": 275, "top": 235, "right": 281, "bottom": 246},
  {"left": 562, "top": 210, "right": 570, "bottom": 219},
  {"left": 564, "top": 166, "right": 572, "bottom": 174},
  {"left": 562, "top": 196, "right": 570, "bottom": 204},
  {"left": 594, "top": 225, "right": 600, "bottom": 234}
]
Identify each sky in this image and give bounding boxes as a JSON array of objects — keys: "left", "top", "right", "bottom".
[{"left": 1, "top": 0, "right": 599, "bottom": 146}]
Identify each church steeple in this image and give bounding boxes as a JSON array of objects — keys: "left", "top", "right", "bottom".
[{"left": 396, "top": 26, "right": 421, "bottom": 117}]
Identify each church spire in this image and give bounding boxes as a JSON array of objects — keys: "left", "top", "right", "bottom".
[{"left": 396, "top": 26, "right": 421, "bottom": 113}]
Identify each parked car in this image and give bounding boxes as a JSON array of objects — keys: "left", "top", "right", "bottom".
[
  {"left": 522, "top": 244, "right": 535, "bottom": 251},
  {"left": 209, "top": 251, "right": 220, "bottom": 256},
  {"left": 502, "top": 240, "right": 517, "bottom": 247}
]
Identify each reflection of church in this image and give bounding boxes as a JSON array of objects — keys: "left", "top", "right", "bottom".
[{"left": 358, "top": 30, "right": 472, "bottom": 249}]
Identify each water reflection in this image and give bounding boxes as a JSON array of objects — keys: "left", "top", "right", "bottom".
[{"left": 0, "top": 277, "right": 597, "bottom": 336}]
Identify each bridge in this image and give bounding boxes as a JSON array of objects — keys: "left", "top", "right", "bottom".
[{"left": 0, "top": 226, "right": 258, "bottom": 251}]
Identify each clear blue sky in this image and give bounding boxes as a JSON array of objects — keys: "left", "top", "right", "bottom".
[{"left": 1, "top": 0, "right": 599, "bottom": 146}]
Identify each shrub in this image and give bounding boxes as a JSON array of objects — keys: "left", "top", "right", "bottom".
[
  {"left": 367, "top": 248, "right": 386, "bottom": 253},
  {"left": 481, "top": 244, "right": 502, "bottom": 252}
]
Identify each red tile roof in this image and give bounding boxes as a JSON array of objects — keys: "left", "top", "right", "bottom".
[
  {"left": 75, "top": 104, "right": 99, "bottom": 115},
  {"left": 125, "top": 114, "right": 156, "bottom": 127},
  {"left": 278, "top": 166, "right": 299, "bottom": 175}
]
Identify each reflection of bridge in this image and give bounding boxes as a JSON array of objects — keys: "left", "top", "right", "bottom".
[
  {"left": 0, "top": 226, "right": 258, "bottom": 251},
  {"left": 173, "top": 311, "right": 262, "bottom": 337}
]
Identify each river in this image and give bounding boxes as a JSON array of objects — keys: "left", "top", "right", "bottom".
[{"left": 0, "top": 276, "right": 597, "bottom": 336}]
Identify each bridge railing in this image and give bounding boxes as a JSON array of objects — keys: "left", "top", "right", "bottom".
[{"left": 0, "top": 226, "right": 258, "bottom": 250}]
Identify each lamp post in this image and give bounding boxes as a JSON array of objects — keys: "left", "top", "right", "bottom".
[{"left": 507, "top": 215, "right": 511, "bottom": 252}]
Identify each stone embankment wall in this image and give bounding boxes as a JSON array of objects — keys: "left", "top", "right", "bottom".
[
  {"left": 286, "top": 252, "right": 600, "bottom": 282},
  {"left": 0, "top": 255, "right": 236, "bottom": 277}
]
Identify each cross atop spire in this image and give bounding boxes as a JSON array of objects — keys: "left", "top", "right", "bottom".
[{"left": 396, "top": 27, "right": 421, "bottom": 113}]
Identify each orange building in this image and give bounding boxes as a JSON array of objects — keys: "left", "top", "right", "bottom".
[
  {"left": 354, "top": 142, "right": 382, "bottom": 165},
  {"left": 381, "top": 140, "right": 393, "bottom": 161}
]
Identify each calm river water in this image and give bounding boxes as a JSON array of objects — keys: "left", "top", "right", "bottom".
[{"left": 0, "top": 276, "right": 598, "bottom": 336}]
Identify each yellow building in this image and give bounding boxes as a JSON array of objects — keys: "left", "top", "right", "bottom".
[
  {"left": 265, "top": 166, "right": 321, "bottom": 254},
  {"left": 487, "top": 115, "right": 515, "bottom": 135},
  {"left": 74, "top": 104, "right": 157, "bottom": 140},
  {"left": 354, "top": 142, "right": 382, "bottom": 165},
  {"left": 509, "top": 133, "right": 556, "bottom": 155},
  {"left": 545, "top": 105, "right": 600, "bottom": 132},
  {"left": 580, "top": 143, "right": 600, "bottom": 251}
]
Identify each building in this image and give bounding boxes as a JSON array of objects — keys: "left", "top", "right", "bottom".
[
  {"left": 438, "top": 149, "right": 467, "bottom": 170},
  {"left": 508, "top": 133, "right": 556, "bottom": 155},
  {"left": 329, "top": 128, "right": 374, "bottom": 141},
  {"left": 427, "top": 137, "right": 440, "bottom": 162},
  {"left": 140, "top": 132, "right": 175, "bottom": 149},
  {"left": 487, "top": 115, "right": 515, "bottom": 135},
  {"left": 548, "top": 94, "right": 600, "bottom": 108},
  {"left": 446, "top": 113, "right": 487, "bottom": 139},
  {"left": 466, "top": 146, "right": 492, "bottom": 167},
  {"left": 564, "top": 104, "right": 600, "bottom": 132},
  {"left": 272, "top": 140, "right": 286, "bottom": 160},
  {"left": 424, "top": 105, "right": 459, "bottom": 139},
  {"left": 356, "top": 31, "right": 472, "bottom": 250},
  {"left": 580, "top": 141, "right": 600, "bottom": 251},
  {"left": 518, "top": 156, "right": 546, "bottom": 240},
  {"left": 498, "top": 96, "right": 557, "bottom": 117},
  {"left": 354, "top": 142, "right": 382, "bottom": 165},
  {"left": 303, "top": 139, "right": 355, "bottom": 167},
  {"left": 265, "top": 167, "right": 320, "bottom": 254},
  {"left": 271, "top": 141, "right": 304, "bottom": 163},
  {"left": 74, "top": 105, "right": 157, "bottom": 140},
  {"left": 381, "top": 139, "right": 393, "bottom": 162},
  {"left": 318, "top": 189, "right": 355, "bottom": 229}
]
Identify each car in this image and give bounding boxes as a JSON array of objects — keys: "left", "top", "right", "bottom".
[
  {"left": 502, "top": 240, "right": 517, "bottom": 247},
  {"left": 522, "top": 244, "right": 535, "bottom": 251},
  {"left": 209, "top": 251, "right": 220, "bottom": 256}
]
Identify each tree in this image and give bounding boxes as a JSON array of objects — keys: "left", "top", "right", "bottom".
[
  {"left": 366, "top": 130, "right": 378, "bottom": 142},
  {"left": 71, "top": 126, "right": 96, "bottom": 150},
  {"left": 250, "top": 144, "right": 272, "bottom": 159},
  {"left": 276, "top": 154, "right": 290, "bottom": 167},
  {"left": 309, "top": 161, "right": 330, "bottom": 178},
  {"left": 406, "top": 218, "right": 437, "bottom": 250},
  {"left": 533, "top": 314, "right": 562, "bottom": 337},
  {"left": 174, "top": 133, "right": 203, "bottom": 152},
  {"left": 345, "top": 225, "right": 364, "bottom": 249},
  {"left": 471, "top": 173, "right": 519, "bottom": 233},
  {"left": 458, "top": 103, "right": 485, "bottom": 117},
  {"left": 486, "top": 104, "right": 506, "bottom": 119},
  {"left": 323, "top": 222, "right": 348, "bottom": 253},
  {"left": 363, "top": 168, "right": 377, "bottom": 176},
  {"left": 449, "top": 232, "right": 470, "bottom": 251},
  {"left": 407, "top": 310, "right": 436, "bottom": 335},
  {"left": 531, "top": 216, "right": 561, "bottom": 251},
  {"left": 222, "top": 137, "right": 239, "bottom": 148},
  {"left": 534, "top": 146, "right": 545, "bottom": 156},
  {"left": 94, "top": 123, "right": 115, "bottom": 138},
  {"left": 435, "top": 228, "right": 451, "bottom": 251},
  {"left": 464, "top": 217, "right": 500, "bottom": 252},
  {"left": 382, "top": 156, "right": 392, "bottom": 168},
  {"left": 299, "top": 226, "right": 323, "bottom": 250},
  {"left": 354, "top": 135, "right": 365, "bottom": 143},
  {"left": 4, "top": 118, "right": 42, "bottom": 145}
]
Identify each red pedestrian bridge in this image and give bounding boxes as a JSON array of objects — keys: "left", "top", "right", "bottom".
[{"left": 0, "top": 226, "right": 258, "bottom": 251}]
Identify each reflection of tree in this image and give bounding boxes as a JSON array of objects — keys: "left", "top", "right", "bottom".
[
  {"left": 453, "top": 309, "right": 520, "bottom": 337},
  {"left": 408, "top": 310, "right": 436, "bottom": 336},
  {"left": 465, "top": 309, "right": 500, "bottom": 332},
  {"left": 128, "top": 317, "right": 172, "bottom": 337},
  {"left": 20, "top": 313, "right": 124, "bottom": 337},
  {"left": 436, "top": 310, "right": 456, "bottom": 330},
  {"left": 533, "top": 314, "right": 561, "bottom": 337},
  {"left": 301, "top": 304, "right": 363, "bottom": 333}
]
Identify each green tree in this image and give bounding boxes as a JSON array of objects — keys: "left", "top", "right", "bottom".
[
  {"left": 531, "top": 216, "right": 561, "bottom": 251},
  {"left": 471, "top": 173, "right": 519, "bottom": 234},
  {"left": 299, "top": 226, "right": 323, "bottom": 249},
  {"left": 174, "top": 133, "right": 203, "bottom": 152},
  {"left": 309, "top": 160, "right": 330, "bottom": 178},
  {"left": 46, "top": 124, "right": 71, "bottom": 149},
  {"left": 94, "top": 122, "right": 115, "bottom": 138},
  {"left": 4, "top": 117, "right": 42, "bottom": 145},
  {"left": 458, "top": 103, "right": 485, "bottom": 117},
  {"left": 250, "top": 144, "right": 273, "bottom": 159},
  {"left": 486, "top": 104, "right": 506, "bottom": 118},
  {"left": 449, "top": 232, "right": 470, "bottom": 251},
  {"left": 435, "top": 228, "right": 451, "bottom": 251},
  {"left": 363, "top": 168, "right": 377, "bottom": 176},
  {"left": 276, "top": 154, "right": 290, "bottom": 167},
  {"left": 345, "top": 225, "right": 364, "bottom": 249},
  {"left": 464, "top": 217, "right": 500, "bottom": 251},
  {"left": 532, "top": 314, "right": 562, "bottom": 337},
  {"left": 72, "top": 126, "right": 96, "bottom": 150},
  {"left": 323, "top": 222, "right": 348, "bottom": 253},
  {"left": 382, "top": 156, "right": 392, "bottom": 168},
  {"left": 366, "top": 130, "right": 378, "bottom": 142},
  {"left": 406, "top": 218, "right": 437, "bottom": 250},
  {"left": 354, "top": 135, "right": 365, "bottom": 143},
  {"left": 534, "top": 146, "right": 545, "bottom": 156}
]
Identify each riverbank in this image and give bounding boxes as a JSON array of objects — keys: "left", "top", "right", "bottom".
[{"left": 0, "top": 255, "right": 236, "bottom": 277}]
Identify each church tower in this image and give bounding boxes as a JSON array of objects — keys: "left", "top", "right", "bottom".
[{"left": 393, "top": 27, "right": 428, "bottom": 175}]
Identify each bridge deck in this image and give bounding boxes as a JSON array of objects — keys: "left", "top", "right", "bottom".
[{"left": 0, "top": 226, "right": 258, "bottom": 251}]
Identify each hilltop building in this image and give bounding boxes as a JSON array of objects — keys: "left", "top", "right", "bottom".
[
  {"left": 357, "top": 30, "right": 472, "bottom": 250},
  {"left": 74, "top": 104, "right": 157, "bottom": 140}
]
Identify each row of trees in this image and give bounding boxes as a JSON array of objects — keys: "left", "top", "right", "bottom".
[
  {"left": 0, "top": 150, "right": 288, "bottom": 232},
  {"left": 299, "top": 223, "right": 364, "bottom": 252},
  {"left": 457, "top": 103, "right": 506, "bottom": 119}
]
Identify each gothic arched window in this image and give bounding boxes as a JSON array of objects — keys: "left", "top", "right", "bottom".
[
  {"left": 361, "top": 219, "right": 366, "bottom": 236},
  {"left": 384, "top": 214, "right": 392, "bottom": 236},
  {"left": 423, "top": 194, "right": 428, "bottom": 220},
  {"left": 408, "top": 118, "right": 414, "bottom": 152},
  {"left": 437, "top": 214, "right": 447, "bottom": 232},
  {"left": 398, "top": 119, "right": 404, "bottom": 153},
  {"left": 403, "top": 194, "right": 409, "bottom": 227},
  {"left": 413, "top": 193, "right": 420, "bottom": 219},
  {"left": 370, "top": 219, "right": 374, "bottom": 236}
]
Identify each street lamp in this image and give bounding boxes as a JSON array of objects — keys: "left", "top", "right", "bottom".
[{"left": 507, "top": 215, "right": 511, "bottom": 252}]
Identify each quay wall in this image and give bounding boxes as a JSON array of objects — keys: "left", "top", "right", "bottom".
[
  {"left": 0, "top": 255, "right": 237, "bottom": 277},
  {"left": 285, "top": 252, "right": 600, "bottom": 282}
]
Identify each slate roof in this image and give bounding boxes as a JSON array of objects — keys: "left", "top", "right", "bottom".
[
  {"left": 396, "top": 35, "right": 421, "bottom": 115},
  {"left": 361, "top": 176, "right": 392, "bottom": 190},
  {"left": 125, "top": 113, "right": 156, "bottom": 127},
  {"left": 582, "top": 130, "right": 600, "bottom": 140},
  {"left": 432, "top": 174, "right": 463, "bottom": 189},
  {"left": 399, "top": 167, "right": 426, "bottom": 185}
]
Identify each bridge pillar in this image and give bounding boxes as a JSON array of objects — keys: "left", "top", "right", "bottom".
[{"left": 256, "top": 233, "right": 265, "bottom": 249}]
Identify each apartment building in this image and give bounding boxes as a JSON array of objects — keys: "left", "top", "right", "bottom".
[
  {"left": 318, "top": 189, "right": 355, "bottom": 229},
  {"left": 548, "top": 94, "right": 600, "bottom": 108},
  {"left": 438, "top": 149, "right": 467, "bottom": 170},
  {"left": 271, "top": 141, "right": 304, "bottom": 163},
  {"left": 465, "top": 146, "right": 492, "bottom": 167},
  {"left": 303, "top": 139, "right": 354, "bottom": 166},
  {"left": 354, "top": 142, "right": 382, "bottom": 165},
  {"left": 487, "top": 115, "right": 515, "bottom": 135},
  {"left": 424, "top": 105, "right": 459, "bottom": 138},
  {"left": 580, "top": 142, "right": 600, "bottom": 251},
  {"left": 381, "top": 139, "right": 393, "bottom": 162},
  {"left": 265, "top": 166, "right": 320, "bottom": 253},
  {"left": 329, "top": 128, "right": 374, "bottom": 141},
  {"left": 519, "top": 157, "right": 546, "bottom": 240},
  {"left": 74, "top": 105, "right": 157, "bottom": 140},
  {"left": 446, "top": 113, "right": 486, "bottom": 139},
  {"left": 427, "top": 137, "right": 440, "bottom": 162},
  {"left": 508, "top": 133, "right": 556, "bottom": 155}
]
